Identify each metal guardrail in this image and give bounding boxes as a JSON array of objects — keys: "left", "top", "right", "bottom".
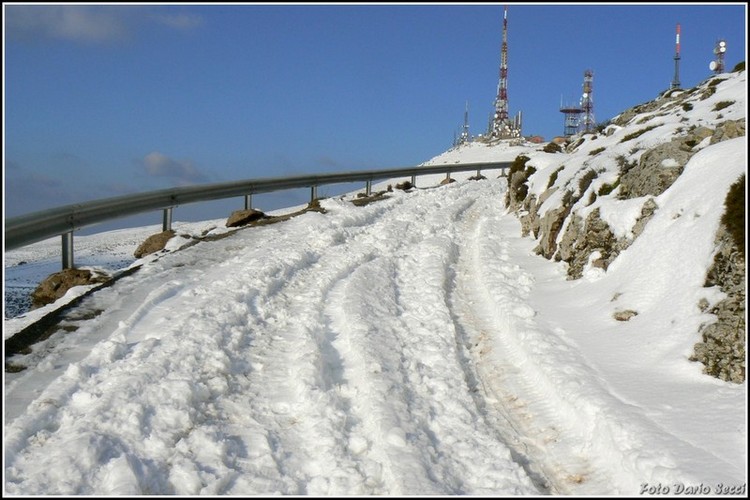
[{"left": 5, "top": 161, "right": 510, "bottom": 269}]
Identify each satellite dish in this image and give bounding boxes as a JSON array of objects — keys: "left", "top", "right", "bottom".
[
  {"left": 709, "top": 61, "right": 717, "bottom": 71},
  {"left": 720, "top": 41, "right": 726, "bottom": 47},
  {"left": 720, "top": 47, "right": 726, "bottom": 53},
  {"left": 583, "top": 92, "right": 588, "bottom": 98}
]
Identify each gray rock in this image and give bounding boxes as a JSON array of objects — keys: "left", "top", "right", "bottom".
[
  {"left": 710, "top": 119, "right": 746, "bottom": 144},
  {"left": 619, "top": 138, "right": 692, "bottom": 199},
  {"left": 690, "top": 226, "right": 746, "bottom": 383},
  {"left": 631, "top": 198, "right": 659, "bottom": 240},
  {"left": 226, "top": 209, "right": 267, "bottom": 228},
  {"left": 134, "top": 230, "right": 176, "bottom": 258},
  {"left": 556, "top": 208, "right": 620, "bottom": 279},
  {"left": 533, "top": 205, "right": 570, "bottom": 259},
  {"left": 31, "top": 268, "right": 109, "bottom": 309},
  {"left": 613, "top": 310, "right": 638, "bottom": 322}
]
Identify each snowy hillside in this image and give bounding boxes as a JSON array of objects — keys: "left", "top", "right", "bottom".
[{"left": 3, "top": 69, "right": 747, "bottom": 495}]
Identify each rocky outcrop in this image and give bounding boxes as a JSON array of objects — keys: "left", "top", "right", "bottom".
[
  {"left": 134, "top": 230, "right": 176, "bottom": 258},
  {"left": 533, "top": 205, "right": 571, "bottom": 260},
  {"left": 506, "top": 169, "right": 530, "bottom": 211},
  {"left": 631, "top": 198, "right": 658, "bottom": 240},
  {"left": 507, "top": 75, "right": 746, "bottom": 383},
  {"left": 691, "top": 226, "right": 746, "bottom": 383},
  {"left": 555, "top": 209, "right": 620, "bottom": 279},
  {"left": 710, "top": 119, "right": 745, "bottom": 144},
  {"left": 505, "top": 155, "right": 534, "bottom": 211},
  {"left": 521, "top": 189, "right": 646, "bottom": 276},
  {"left": 31, "top": 268, "right": 109, "bottom": 309},
  {"left": 618, "top": 120, "right": 745, "bottom": 200},
  {"left": 618, "top": 138, "right": 694, "bottom": 199},
  {"left": 226, "top": 209, "right": 267, "bottom": 228}
]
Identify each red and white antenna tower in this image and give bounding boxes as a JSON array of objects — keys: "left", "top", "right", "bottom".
[
  {"left": 491, "top": 6, "right": 519, "bottom": 139},
  {"left": 671, "top": 23, "right": 681, "bottom": 89},
  {"left": 580, "top": 69, "right": 595, "bottom": 133}
]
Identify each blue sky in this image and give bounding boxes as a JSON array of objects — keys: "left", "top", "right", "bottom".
[{"left": 3, "top": 2, "right": 746, "bottom": 231}]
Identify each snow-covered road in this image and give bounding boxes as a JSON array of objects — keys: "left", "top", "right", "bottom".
[{"left": 4, "top": 176, "right": 746, "bottom": 495}]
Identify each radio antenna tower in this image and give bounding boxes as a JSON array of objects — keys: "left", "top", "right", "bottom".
[
  {"left": 671, "top": 23, "right": 681, "bottom": 89},
  {"left": 580, "top": 69, "right": 595, "bottom": 133},
  {"left": 458, "top": 101, "right": 471, "bottom": 145},
  {"left": 491, "top": 6, "right": 519, "bottom": 139},
  {"left": 710, "top": 39, "right": 727, "bottom": 74}
]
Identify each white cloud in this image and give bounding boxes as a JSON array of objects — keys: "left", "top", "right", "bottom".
[
  {"left": 151, "top": 12, "right": 203, "bottom": 30},
  {"left": 5, "top": 5, "right": 130, "bottom": 43},
  {"left": 143, "top": 151, "right": 209, "bottom": 185},
  {"left": 5, "top": 5, "right": 203, "bottom": 44}
]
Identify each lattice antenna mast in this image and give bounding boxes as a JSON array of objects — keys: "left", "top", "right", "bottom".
[
  {"left": 671, "top": 23, "right": 681, "bottom": 89},
  {"left": 491, "top": 5, "right": 511, "bottom": 138},
  {"left": 460, "top": 101, "right": 470, "bottom": 144},
  {"left": 580, "top": 69, "right": 595, "bottom": 133}
]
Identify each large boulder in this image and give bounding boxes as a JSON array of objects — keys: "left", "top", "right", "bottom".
[
  {"left": 134, "top": 230, "right": 176, "bottom": 258},
  {"left": 226, "top": 209, "right": 267, "bottom": 228},
  {"left": 31, "top": 268, "right": 109, "bottom": 309}
]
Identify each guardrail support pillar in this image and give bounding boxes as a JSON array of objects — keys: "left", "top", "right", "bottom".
[
  {"left": 501, "top": 167, "right": 507, "bottom": 177},
  {"left": 244, "top": 194, "right": 253, "bottom": 210},
  {"left": 366, "top": 180, "right": 372, "bottom": 196},
  {"left": 62, "top": 232, "right": 74, "bottom": 270},
  {"left": 411, "top": 174, "right": 416, "bottom": 187},
  {"left": 476, "top": 169, "right": 481, "bottom": 178},
  {"left": 445, "top": 172, "right": 452, "bottom": 182},
  {"left": 163, "top": 207, "right": 173, "bottom": 232},
  {"left": 311, "top": 185, "right": 318, "bottom": 203}
]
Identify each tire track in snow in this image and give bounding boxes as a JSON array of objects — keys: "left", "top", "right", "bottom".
[
  {"left": 6, "top": 212, "right": 361, "bottom": 494},
  {"left": 237, "top": 190, "right": 468, "bottom": 495},
  {"left": 184, "top": 191, "right": 429, "bottom": 495},
  {"left": 323, "top": 187, "right": 542, "bottom": 495},
  {"left": 454, "top": 194, "right": 612, "bottom": 494}
]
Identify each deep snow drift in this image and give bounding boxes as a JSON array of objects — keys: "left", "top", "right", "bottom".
[{"left": 3, "top": 70, "right": 747, "bottom": 495}]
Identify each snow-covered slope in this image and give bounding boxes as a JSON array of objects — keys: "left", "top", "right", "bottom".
[{"left": 3, "top": 70, "right": 746, "bottom": 495}]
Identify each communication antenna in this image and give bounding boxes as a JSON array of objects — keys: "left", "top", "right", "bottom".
[
  {"left": 710, "top": 39, "right": 727, "bottom": 74},
  {"left": 458, "top": 101, "right": 471, "bottom": 145},
  {"left": 580, "top": 69, "right": 595, "bottom": 133},
  {"left": 490, "top": 6, "right": 521, "bottom": 139},
  {"left": 670, "top": 23, "right": 681, "bottom": 89}
]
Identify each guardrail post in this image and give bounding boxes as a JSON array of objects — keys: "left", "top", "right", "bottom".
[
  {"left": 366, "top": 180, "right": 372, "bottom": 196},
  {"left": 411, "top": 174, "right": 416, "bottom": 187},
  {"left": 476, "top": 169, "right": 481, "bottom": 178},
  {"left": 445, "top": 172, "right": 452, "bottom": 182},
  {"left": 311, "top": 185, "right": 318, "bottom": 203},
  {"left": 62, "top": 232, "right": 74, "bottom": 270},
  {"left": 501, "top": 167, "right": 507, "bottom": 177},
  {"left": 244, "top": 194, "right": 253, "bottom": 210},
  {"left": 162, "top": 207, "right": 173, "bottom": 232}
]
